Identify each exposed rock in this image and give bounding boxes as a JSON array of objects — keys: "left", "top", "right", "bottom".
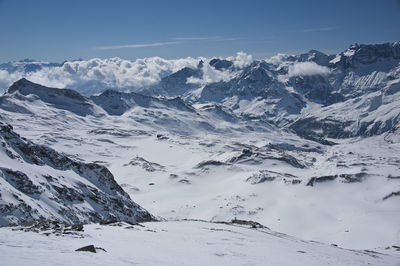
[
  {"left": 209, "top": 58, "right": 234, "bottom": 70},
  {"left": 75, "top": 245, "right": 96, "bottom": 253},
  {"left": 306, "top": 175, "right": 338, "bottom": 186},
  {"left": 247, "top": 170, "right": 299, "bottom": 185},
  {"left": 382, "top": 191, "right": 400, "bottom": 200},
  {"left": 227, "top": 148, "right": 306, "bottom": 168},
  {"left": 88, "top": 128, "right": 149, "bottom": 137},
  {"left": 230, "top": 218, "right": 268, "bottom": 229},
  {"left": 194, "top": 160, "right": 229, "bottom": 169},
  {"left": 125, "top": 156, "right": 165, "bottom": 172},
  {"left": 266, "top": 142, "right": 323, "bottom": 154},
  {"left": 339, "top": 173, "right": 367, "bottom": 183},
  {"left": 246, "top": 170, "right": 276, "bottom": 184},
  {"left": 156, "top": 134, "right": 169, "bottom": 140},
  {"left": 178, "top": 179, "right": 191, "bottom": 184},
  {"left": 13, "top": 220, "right": 84, "bottom": 236}
]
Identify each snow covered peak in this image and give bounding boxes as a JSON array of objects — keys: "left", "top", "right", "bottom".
[
  {"left": 5, "top": 78, "right": 103, "bottom": 117},
  {"left": 332, "top": 41, "right": 400, "bottom": 68},
  {"left": 7, "top": 78, "right": 85, "bottom": 101},
  {"left": 1, "top": 41, "right": 400, "bottom": 139},
  {"left": 297, "top": 50, "right": 333, "bottom": 66},
  {"left": 91, "top": 89, "right": 194, "bottom": 115}
]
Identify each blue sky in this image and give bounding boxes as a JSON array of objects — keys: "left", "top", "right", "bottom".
[{"left": 0, "top": 0, "right": 399, "bottom": 62}]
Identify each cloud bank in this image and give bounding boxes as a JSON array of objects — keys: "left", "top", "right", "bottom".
[
  {"left": 228, "top": 52, "right": 253, "bottom": 68},
  {"left": 0, "top": 52, "right": 255, "bottom": 95},
  {"left": 288, "top": 62, "right": 330, "bottom": 77},
  {"left": 187, "top": 52, "right": 252, "bottom": 85},
  {"left": 0, "top": 57, "right": 200, "bottom": 95}
]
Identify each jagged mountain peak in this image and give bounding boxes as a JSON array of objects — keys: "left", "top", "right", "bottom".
[
  {"left": 331, "top": 41, "right": 400, "bottom": 67},
  {"left": 297, "top": 50, "right": 332, "bottom": 66},
  {"left": 7, "top": 77, "right": 32, "bottom": 92},
  {"left": 209, "top": 58, "right": 234, "bottom": 70}
]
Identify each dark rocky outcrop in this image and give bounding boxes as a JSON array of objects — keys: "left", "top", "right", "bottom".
[
  {"left": 306, "top": 175, "right": 338, "bottom": 186},
  {"left": 75, "top": 245, "right": 97, "bottom": 253}
]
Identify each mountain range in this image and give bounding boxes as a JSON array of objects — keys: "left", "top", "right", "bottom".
[
  {"left": 1, "top": 42, "right": 399, "bottom": 141},
  {"left": 0, "top": 41, "right": 399, "bottom": 265}
]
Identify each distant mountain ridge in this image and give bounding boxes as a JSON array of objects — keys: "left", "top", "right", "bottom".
[{"left": 1, "top": 41, "right": 399, "bottom": 141}]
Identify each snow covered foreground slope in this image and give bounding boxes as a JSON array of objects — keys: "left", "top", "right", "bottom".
[
  {"left": 0, "top": 121, "right": 154, "bottom": 225},
  {"left": 1, "top": 220, "right": 399, "bottom": 266}
]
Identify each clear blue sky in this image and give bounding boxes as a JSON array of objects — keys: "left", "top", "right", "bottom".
[{"left": 0, "top": 0, "right": 399, "bottom": 62}]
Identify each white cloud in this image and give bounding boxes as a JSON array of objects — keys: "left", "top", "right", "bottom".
[
  {"left": 228, "top": 52, "right": 253, "bottom": 68},
  {"left": 303, "top": 26, "right": 338, "bottom": 33},
  {"left": 0, "top": 70, "right": 20, "bottom": 93},
  {"left": 187, "top": 62, "right": 234, "bottom": 85},
  {"left": 187, "top": 52, "right": 252, "bottom": 86},
  {"left": 288, "top": 62, "right": 330, "bottom": 77},
  {"left": 0, "top": 53, "right": 254, "bottom": 94},
  {"left": 0, "top": 57, "right": 200, "bottom": 94},
  {"left": 95, "top": 41, "right": 182, "bottom": 50},
  {"left": 265, "top": 53, "right": 291, "bottom": 65},
  {"left": 174, "top": 37, "right": 220, "bottom": 41}
]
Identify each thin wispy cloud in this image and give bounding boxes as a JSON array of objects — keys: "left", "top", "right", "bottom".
[
  {"left": 215, "top": 37, "right": 243, "bottom": 41},
  {"left": 173, "top": 36, "right": 242, "bottom": 42},
  {"left": 95, "top": 41, "right": 182, "bottom": 50},
  {"left": 303, "top": 26, "right": 338, "bottom": 33},
  {"left": 94, "top": 36, "right": 241, "bottom": 51},
  {"left": 174, "top": 36, "right": 221, "bottom": 41}
]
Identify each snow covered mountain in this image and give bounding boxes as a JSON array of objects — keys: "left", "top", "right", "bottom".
[
  {"left": 3, "top": 42, "right": 398, "bottom": 140},
  {"left": 185, "top": 42, "right": 400, "bottom": 139}
]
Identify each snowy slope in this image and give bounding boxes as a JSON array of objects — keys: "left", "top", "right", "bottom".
[
  {"left": 0, "top": 78, "right": 399, "bottom": 252},
  {"left": 1, "top": 220, "right": 398, "bottom": 266}
]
